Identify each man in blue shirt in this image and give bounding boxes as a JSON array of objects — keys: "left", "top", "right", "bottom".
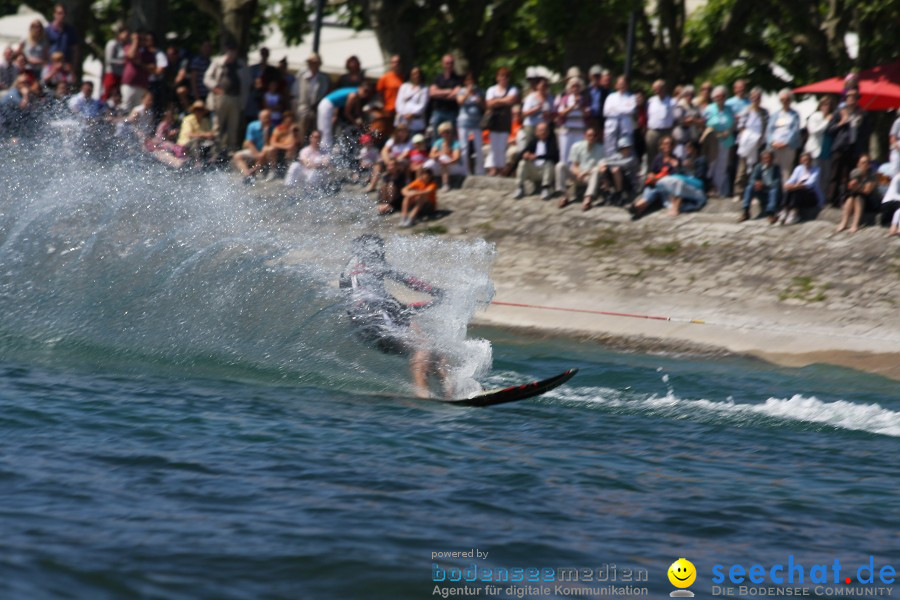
[
  {"left": 232, "top": 108, "right": 273, "bottom": 182},
  {"left": 587, "top": 66, "right": 610, "bottom": 134},
  {"left": 45, "top": 4, "right": 80, "bottom": 68}
]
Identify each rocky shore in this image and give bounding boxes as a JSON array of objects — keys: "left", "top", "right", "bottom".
[{"left": 396, "top": 176, "right": 900, "bottom": 380}]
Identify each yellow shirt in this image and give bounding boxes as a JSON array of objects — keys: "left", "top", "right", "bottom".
[{"left": 177, "top": 113, "right": 212, "bottom": 147}]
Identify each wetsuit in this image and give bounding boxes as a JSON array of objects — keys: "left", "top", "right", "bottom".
[{"left": 339, "top": 255, "right": 443, "bottom": 356}]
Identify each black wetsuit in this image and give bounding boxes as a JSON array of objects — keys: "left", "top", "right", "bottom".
[{"left": 339, "top": 255, "right": 443, "bottom": 356}]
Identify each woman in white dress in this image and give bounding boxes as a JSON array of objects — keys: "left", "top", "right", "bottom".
[
  {"left": 484, "top": 67, "right": 519, "bottom": 176},
  {"left": 395, "top": 66, "right": 429, "bottom": 135}
]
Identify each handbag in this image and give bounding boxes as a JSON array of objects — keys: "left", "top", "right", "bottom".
[{"left": 479, "top": 109, "right": 494, "bottom": 130}]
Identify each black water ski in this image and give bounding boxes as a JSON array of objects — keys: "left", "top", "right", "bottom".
[{"left": 442, "top": 369, "right": 578, "bottom": 407}]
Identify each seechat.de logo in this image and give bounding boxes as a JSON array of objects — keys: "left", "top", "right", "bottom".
[{"left": 668, "top": 558, "right": 697, "bottom": 597}]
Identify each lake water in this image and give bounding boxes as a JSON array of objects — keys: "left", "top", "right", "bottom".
[{"left": 1, "top": 123, "right": 897, "bottom": 600}]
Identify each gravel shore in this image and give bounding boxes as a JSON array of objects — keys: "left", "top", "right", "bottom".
[{"left": 396, "top": 176, "right": 900, "bottom": 380}]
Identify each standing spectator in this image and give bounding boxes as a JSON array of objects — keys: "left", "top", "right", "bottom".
[
  {"left": 694, "top": 81, "right": 713, "bottom": 111},
  {"left": 725, "top": 79, "right": 749, "bottom": 118},
  {"left": 337, "top": 55, "right": 365, "bottom": 89},
  {"left": 602, "top": 75, "right": 636, "bottom": 156},
  {"left": 395, "top": 65, "right": 429, "bottom": 135},
  {"left": 739, "top": 148, "right": 781, "bottom": 222},
  {"left": 121, "top": 31, "right": 154, "bottom": 111},
  {"left": 233, "top": 108, "right": 273, "bottom": 181},
  {"left": 0, "top": 47, "right": 17, "bottom": 89},
  {"left": 672, "top": 85, "right": 703, "bottom": 158},
  {"left": 484, "top": 66, "right": 519, "bottom": 176},
  {"left": 246, "top": 46, "right": 270, "bottom": 127},
  {"left": 19, "top": 20, "right": 48, "bottom": 77},
  {"left": 586, "top": 66, "right": 610, "bottom": 134},
  {"left": 44, "top": 4, "right": 79, "bottom": 72},
  {"left": 145, "top": 32, "right": 168, "bottom": 117},
  {"left": 734, "top": 86, "right": 768, "bottom": 198},
  {"left": 189, "top": 41, "right": 212, "bottom": 101},
  {"left": 342, "top": 81, "right": 375, "bottom": 139},
  {"left": 779, "top": 152, "right": 823, "bottom": 225},
  {"left": 101, "top": 25, "right": 128, "bottom": 101},
  {"left": 704, "top": 85, "right": 735, "bottom": 197},
  {"left": 804, "top": 95, "right": 834, "bottom": 196},
  {"left": 556, "top": 126, "right": 605, "bottom": 210},
  {"left": 633, "top": 90, "right": 648, "bottom": 168},
  {"left": 835, "top": 154, "right": 875, "bottom": 233},
  {"left": 888, "top": 112, "right": 900, "bottom": 177},
  {"left": 645, "top": 79, "right": 674, "bottom": 169},
  {"left": 555, "top": 77, "right": 587, "bottom": 165},
  {"left": 512, "top": 121, "right": 558, "bottom": 200},
  {"left": 294, "top": 52, "right": 329, "bottom": 145},
  {"left": 521, "top": 76, "right": 553, "bottom": 143},
  {"left": 428, "top": 54, "right": 462, "bottom": 134},
  {"left": 826, "top": 89, "right": 870, "bottom": 206},
  {"left": 316, "top": 84, "right": 359, "bottom": 150},
  {"left": 766, "top": 88, "right": 802, "bottom": 184},
  {"left": 204, "top": 41, "right": 250, "bottom": 152},
  {"left": 377, "top": 55, "right": 404, "bottom": 138},
  {"left": 456, "top": 72, "right": 485, "bottom": 176}
]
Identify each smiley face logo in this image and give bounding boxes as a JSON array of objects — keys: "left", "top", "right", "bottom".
[{"left": 668, "top": 558, "right": 696, "bottom": 588}]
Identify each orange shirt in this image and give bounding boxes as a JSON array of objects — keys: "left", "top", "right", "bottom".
[
  {"left": 377, "top": 71, "right": 404, "bottom": 113},
  {"left": 407, "top": 178, "right": 437, "bottom": 208}
]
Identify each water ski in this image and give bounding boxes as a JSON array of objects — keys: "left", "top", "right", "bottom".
[{"left": 441, "top": 368, "right": 578, "bottom": 407}]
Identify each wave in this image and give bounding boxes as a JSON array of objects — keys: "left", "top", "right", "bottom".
[
  {"left": 546, "top": 386, "right": 900, "bottom": 437},
  {"left": 0, "top": 120, "right": 494, "bottom": 395}
]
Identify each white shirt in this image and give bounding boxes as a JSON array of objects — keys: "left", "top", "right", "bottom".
[
  {"left": 804, "top": 110, "right": 830, "bottom": 158},
  {"left": 603, "top": 91, "right": 636, "bottom": 138},
  {"left": 534, "top": 140, "right": 547, "bottom": 167},
  {"left": 647, "top": 95, "right": 674, "bottom": 130},
  {"left": 395, "top": 82, "right": 429, "bottom": 130},
  {"left": 522, "top": 92, "right": 552, "bottom": 127}
]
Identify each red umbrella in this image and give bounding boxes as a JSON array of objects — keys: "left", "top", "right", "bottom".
[{"left": 793, "top": 59, "right": 900, "bottom": 110}]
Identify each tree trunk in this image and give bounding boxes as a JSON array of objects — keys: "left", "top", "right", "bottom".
[
  {"left": 129, "top": 0, "right": 169, "bottom": 40},
  {"left": 363, "top": 0, "right": 418, "bottom": 68}
]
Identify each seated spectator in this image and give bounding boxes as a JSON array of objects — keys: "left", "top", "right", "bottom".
[
  {"left": 377, "top": 122, "right": 413, "bottom": 181},
  {"left": 658, "top": 139, "right": 707, "bottom": 217},
  {"left": 233, "top": 108, "right": 273, "bottom": 183},
  {"left": 555, "top": 127, "right": 606, "bottom": 210},
  {"left": 1, "top": 74, "right": 37, "bottom": 127},
  {"left": 408, "top": 133, "right": 428, "bottom": 171},
  {"left": 124, "top": 90, "right": 155, "bottom": 142},
  {"left": 148, "top": 106, "right": 187, "bottom": 168},
  {"left": 780, "top": 151, "right": 823, "bottom": 226},
  {"left": 629, "top": 135, "right": 682, "bottom": 218},
  {"left": 266, "top": 110, "right": 299, "bottom": 178},
  {"left": 376, "top": 158, "right": 408, "bottom": 215},
  {"left": 880, "top": 173, "right": 900, "bottom": 234},
  {"left": 68, "top": 81, "right": 106, "bottom": 120},
  {"left": 739, "top": 148, "right": 782, "bottom": 222},
  {"left": 356, "top": 133, "right": 379, "bottom": 186},
  {"left": 285, "top": 129, "right": 332, "bottom": 188},
  {"left": 41, "top": 51, "right": 73, "bottom": 90},
  {"left": 835, "top": 154, "right": 875, "bottom": 232},
  {"left": 512, "top": 121, "right": 558, "bottom": 200},
  {"left": 594, "top": 136, "right": 639, "bottom": 206},
  {"left": 177, "top": 99, "right": 216, "bottom": 162},
  {"left": 426, "top": 121, "right": 463, "bottom": 191},
  {"left": 399, "top": 167, "right": 438, "bottom": 227}
]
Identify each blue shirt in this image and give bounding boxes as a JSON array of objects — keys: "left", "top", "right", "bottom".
[
  {"left": 245, "top": 120, "right": 267, "bottom": 151},
  {"left": 324, "top": 87, "right": 356, "bottom": 109},
  {"left": 704, "top": 103, "right": 735, "bottom": 149},
  {"left": 725, "top": 95, "right": 750, "bottom": 118},
  {"left": 432, "top": 138, "right": 460, "bottom": 153}
]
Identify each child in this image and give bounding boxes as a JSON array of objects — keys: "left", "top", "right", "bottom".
[
  {"left": 408, "top": 133, "right": 428, "bottom": 172},
  {"left": 357, "top": 133, "right": 379, "bottom": 186},
  {"left": 399, "top": 168, "right": 437, "bottom": 227}
]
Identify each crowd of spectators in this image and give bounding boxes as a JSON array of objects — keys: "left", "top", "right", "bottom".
[{"left": 1, "top": 5, "right": 899, "bottom": 233}]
